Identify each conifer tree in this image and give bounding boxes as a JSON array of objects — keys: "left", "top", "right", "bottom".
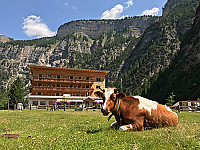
[
  {"left": 0, "top": 90, "right": 8, "bottom": 109},
  {"left": 8, "top": 77, "right": 24, "bottom": 108},
  {"left": 166, "top": 92, "right": 175, "bottom": 106}
]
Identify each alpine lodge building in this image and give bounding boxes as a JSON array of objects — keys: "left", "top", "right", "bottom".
[{"left": 27, "top": 66, "right": 109, "bottom": 109}]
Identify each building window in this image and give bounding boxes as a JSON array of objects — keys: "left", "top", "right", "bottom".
[
  {"left": 70, "top": 85, "right": 73, "bottom": 88},
  {"left": 86, "top": 77, "right": 90, "bottom": 80},
  {"left": 39, "top": 74, "right": 42, "bottom": 78},
  {"left": 70, "top": 76, "right": 73, "bottom": 79},
  {"left": 48, "top": 75, "right": 51, "bottom": 78},
  {"left": 56, "top": 93, "right": 59, "bottom": 96},
  {"left": 57, "top": 84, "right": 60, "bottom": 87},
  {"left": 47, "top": 84, "right": 51, "bottom": 87},
  {"left": 96, "top": 86, "right": 101, "bottom": 89},
  {"left": 86, "top": 85, "right": 89, "bottom": 88},
  {"left": 57, "top": 75, "right": 60, "bottom": 79},
  {"left": 76, "top": 93, "right": 80, "bottom": 96},
  {"left": 38, "top": 84, "right": 42, "bottom": 87},
  {"left": 96, "top": 78, "right": 101, "bottom": 81},
  {"left": 40, "top": 101, "right": 46, "bottom": 105},
  {"left": 78, "top": 77, "right": 82, "bottom": 80},
  {"left": 78, "top": 85, "right": 81, "bottom": 88},
  {"left": 38, "top": 92, "right": 41, "bottom": 95},
  {"left": 32, "top": 101, "right": 38, "bottom": 106}
]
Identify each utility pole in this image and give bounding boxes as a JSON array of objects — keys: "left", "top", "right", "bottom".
[{"left": 120, "top": 74, "right": 123, "bottom": 92}]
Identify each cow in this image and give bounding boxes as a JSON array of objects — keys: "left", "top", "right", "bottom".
[{"left": 95, "top": 87, "right": 178, "bottom": 131}]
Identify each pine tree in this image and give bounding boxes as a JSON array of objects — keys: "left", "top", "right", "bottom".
[
  {"left": 8, "top": 77, "right": 24, "bottom": 108},
  {"left": 0, "top": 90, "right": 8, "bottom": 109},
  {"left": 165, "top": 92, "right": 175, "bottom": 106}
]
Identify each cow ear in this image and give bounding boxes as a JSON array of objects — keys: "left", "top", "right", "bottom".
[
  {"left": 117, "top": 92, "right": 125, "bottom": 99},
  {"left": 94, "top": 91, "right": 103, "bottom": 98}
]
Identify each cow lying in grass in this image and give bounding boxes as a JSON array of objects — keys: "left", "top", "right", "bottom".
[{"left": 95, "top": 87, "right": 178, "bottom": 131}]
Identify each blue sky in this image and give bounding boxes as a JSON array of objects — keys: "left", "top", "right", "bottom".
[{"left": 0, "top": 0, "right": 167, "bottom": 40}]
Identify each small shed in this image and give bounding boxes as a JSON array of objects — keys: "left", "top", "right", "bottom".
[
  {"left": 83, "top": 96, "right": 103, "bottom": 108},
  {"left": 173, "top": 101, "right": 200, "bottom": 111}
]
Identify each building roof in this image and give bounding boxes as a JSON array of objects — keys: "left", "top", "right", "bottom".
[{"left": 30, "top": 65, "right": 109, "bottom": 74}]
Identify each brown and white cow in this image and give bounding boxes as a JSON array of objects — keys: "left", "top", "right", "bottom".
[{"left": 95, "top": 87, "right": 178, "bottom": 131}]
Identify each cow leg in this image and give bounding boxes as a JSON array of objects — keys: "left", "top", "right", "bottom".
[
  {"left": 119, "top": 119, "right": 145, "bottom": 131},
  {"left": 119, "top": 124, "right": 135, "bottom": 131},
  {"left": 110, "top": 121, "right": 118, "bottom": 129}
]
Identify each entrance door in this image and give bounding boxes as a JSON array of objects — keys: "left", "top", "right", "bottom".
[{"left": 49, "top": 101, "right": 53, "bottom": 106}]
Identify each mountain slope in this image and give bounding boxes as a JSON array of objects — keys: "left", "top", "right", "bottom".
[
  {"left": 141, "top": 3, "right": 200, "bottom": 102},
  {"left": 115, "top": 0, "right": 200, "bottom": 98}
]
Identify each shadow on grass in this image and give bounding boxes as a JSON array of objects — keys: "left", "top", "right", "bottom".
[{"left": 86, "top": 129, "right": 102, "bottom": 134}]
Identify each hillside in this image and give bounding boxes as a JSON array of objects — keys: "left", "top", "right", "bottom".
[
  {"left": 115, "top": 0, "right": 200, "bottom": 96},
  {"left": 143, "top": 3, "right": 200, "bottom": 102}
]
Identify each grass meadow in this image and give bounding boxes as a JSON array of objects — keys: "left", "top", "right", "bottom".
[{"left": 0, "top": 109, "right": 199, "bottom": 150}]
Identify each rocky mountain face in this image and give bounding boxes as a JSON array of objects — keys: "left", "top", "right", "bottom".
[
  {"left": 0, "top": 35, "right": 12, "bottom": 43},
  {"left": 120, "top": 20, "right": 180, "bottom": 92},
  {"left": 118, "top": 0, "right": 200, "bottom": 95},
  {"left": 0, "top": 0, "right": 200, "bottom": 102},
  {"left": 164, "top": 0, "right": 200, "bottom": 38},
  {"left": 162, "top": 0, "right": 190, "bottom": 17},
  {"left": 143, "top": 4, "right": 200, "bottom": 102},
  {"left": 57, "top": 17, "right": 159, "bottom": 39}
]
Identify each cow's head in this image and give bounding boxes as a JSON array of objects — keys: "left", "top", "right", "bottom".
[{"left": 94, "top": 87, "right": 125, "bottom": 116}]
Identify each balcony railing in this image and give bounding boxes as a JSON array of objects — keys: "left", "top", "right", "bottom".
[
  {"left": 32, "top": 86, "right": 94, "bottom": 92},
  {"left": 32, "top": 77, "right": 94, "bottom": 84}
]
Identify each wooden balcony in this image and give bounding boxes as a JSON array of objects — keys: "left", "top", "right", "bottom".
[
  {"left": 32, "top": 77, "right": 94, "bottom": 84},
  {"left": 31, "top": 86, "right": 94, "bottom": 92}
]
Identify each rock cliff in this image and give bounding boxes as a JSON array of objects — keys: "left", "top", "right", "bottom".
[
  {"left": 57, "top": 17, "right": 159, "bottom": 39},
  {"left": 0, "top": 35, "right": 12, "bottom": 43}
]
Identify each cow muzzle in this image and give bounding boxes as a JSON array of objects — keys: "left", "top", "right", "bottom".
[{"left": 101, "top": 108, "right": 109, "bottom": 116}]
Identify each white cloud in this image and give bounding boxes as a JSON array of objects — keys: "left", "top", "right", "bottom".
[
  {"left": 64, "top": 2, "right": 68, "bottom": 7},
  {"left": 101, "top": 4, "right": 124, "bottom": 19},
  {"left": 126, "top": 0, "right": 133, "bottom": 8},
  {"left": 22, "top": 15, "right": 55, "bottom": 38},
  {"left": 141, "top": 7, "right": 160, "bottom": 16}
]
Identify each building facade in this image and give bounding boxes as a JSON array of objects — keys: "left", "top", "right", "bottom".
[{"left": 28, "top": 66, "right": 109, "bottom": 107}]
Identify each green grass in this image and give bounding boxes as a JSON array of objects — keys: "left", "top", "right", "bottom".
[{"left": 0, "top": 110, "right": 199, "bottom": 150}]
